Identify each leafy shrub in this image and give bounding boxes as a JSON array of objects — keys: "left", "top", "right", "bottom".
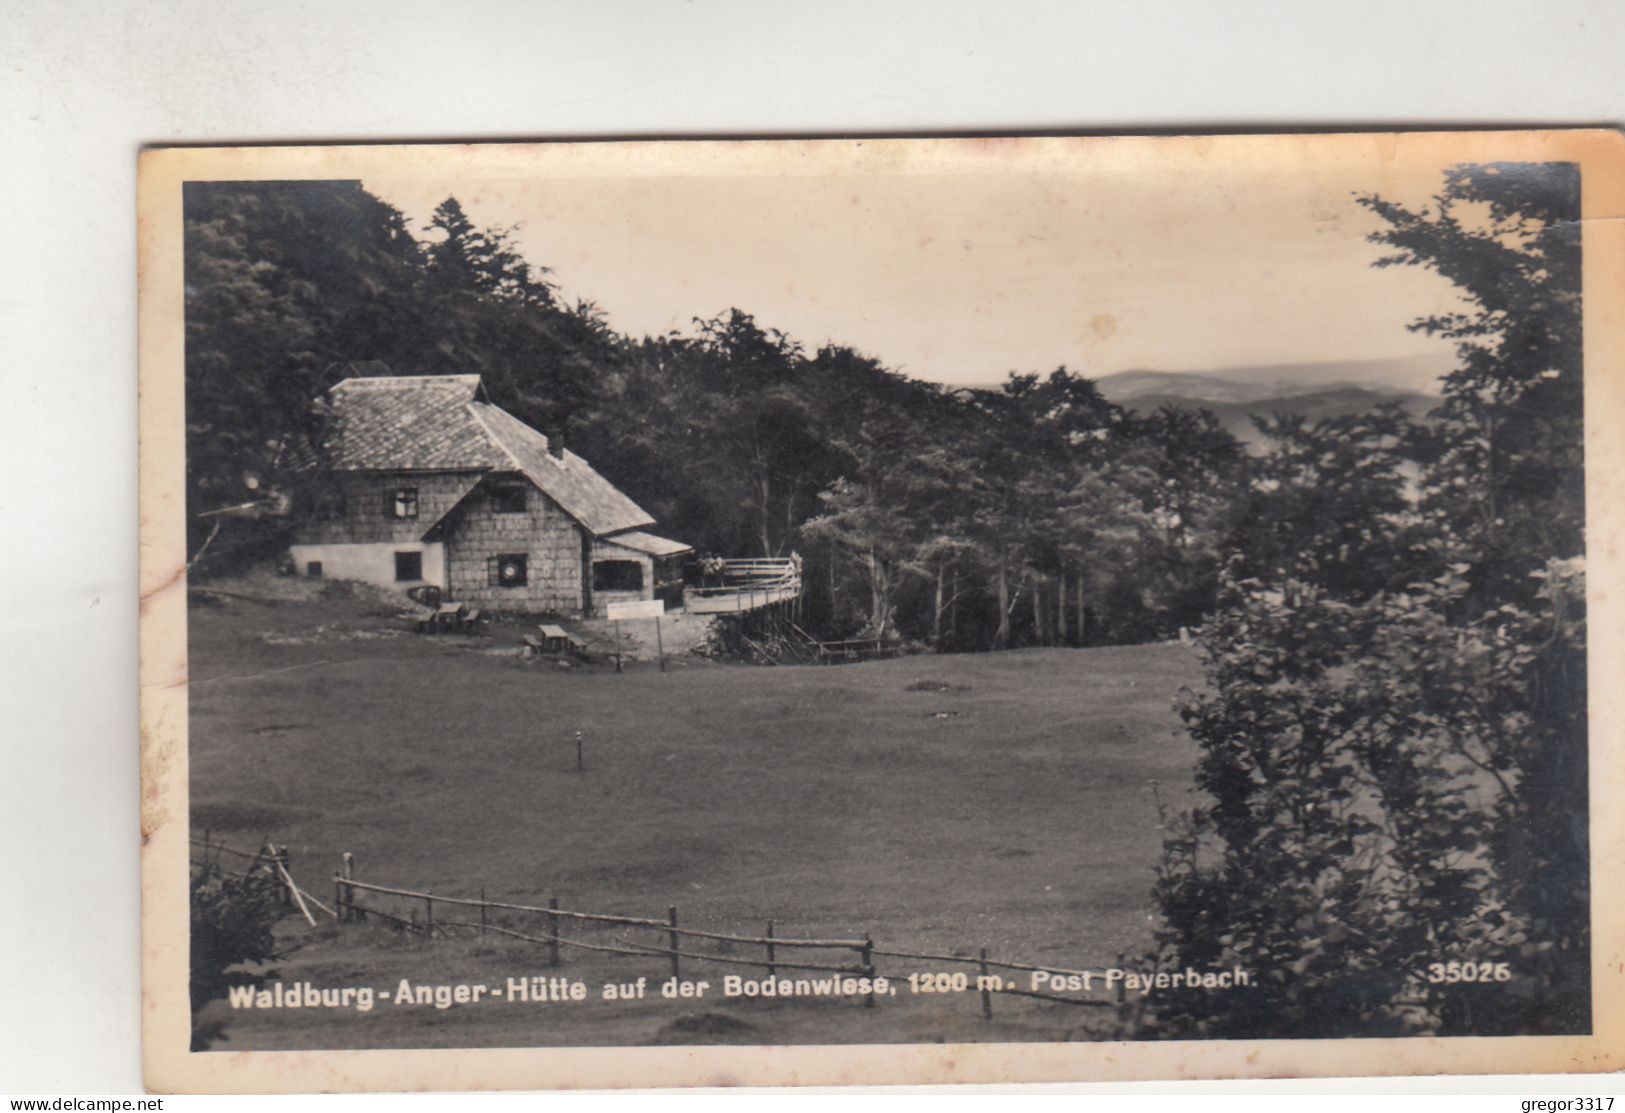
[
  {"left": 1149, "top": 560, "right": 1585, "bottom": 1037},
  {"left": 189, "top": 866, "right": 290, "bottom": 1050}
]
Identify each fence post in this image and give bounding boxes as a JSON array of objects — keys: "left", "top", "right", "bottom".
[
  {"left": 479, "top": 887, "right": 487, "bottom": 937},
  {"left": 276, "top": 846, "right": 293, "bottom": 907},
  {"left": 979, "top": 948, "right": 993, "bottom": 1020},
  {"left": 425, "top": 894, "right": 434, "bottom": 933},
  {"left": 668, "top": 906, "right": 681, "bottom": 981},
  {"left": 341, "top": 852, "right": 355, "bottom": 923},
  {"left": 765, "top": 920, "right": 777, "bottom": 979},
  {"left": 334, "top": 871, "right": 344, "bottom": 925},
  {"left": 862, "top": 935, "right": 875, "bottom": 1008},
  {"left": 547, "top": 897, "right": 561, "bottom": 967}
]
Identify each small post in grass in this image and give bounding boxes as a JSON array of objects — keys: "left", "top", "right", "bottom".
[
  {"left": 575, "top": 730, "right": 584, "bottom": 772},
  {"left": 668, "top": 906, "right": 681, "bottom": 980},
  {"left": 765, "top": 919, "right": 777, "bottom": 979},
  {"left": 654, "top": 615, "right": 666, "bottom": 673},
  {"left": 546, "top": 897, "right": 561, "bottom": 967},
  {"left": 978, "top": 948, "right": 993, "bottom": 1020}
]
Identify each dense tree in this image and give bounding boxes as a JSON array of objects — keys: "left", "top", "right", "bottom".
[
  {"left": 1057, "top": 443, "right": 1165, "bottom": 645},
  {"left": 1361, "top": 164, "right": 1583, "bottom": 606},
  {"left": 423, "top": 198, "right": 556, "bottom": 307},
  {"left": 1149, "top": 163, "right": 1588, "bottom": 1038},
  {"left": 801, "top": 407, "right": 931, "bottom": 638},
  {"left": 1233, "top": 405, "right": 1419, "bottom": 601},
  {"left": 183, "top": 181, "right": 427, "bottom": 558}
]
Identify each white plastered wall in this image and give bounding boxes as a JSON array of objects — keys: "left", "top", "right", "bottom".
[{"left": 288, "top": 541, "right": 446, "bottom": 592}]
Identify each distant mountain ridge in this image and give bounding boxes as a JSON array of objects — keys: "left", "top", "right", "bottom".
[
  {"left": 948, "top": 355, "right": 1449, "bottom": 448},
  {"left": 1115, "top": 386, "right": 1437, "bottom": 447},
  {"left": 953, "top": 353, "right": 1454, "bottom": 397},
  {"left": 1093, "top": 371, "right": 1288, "bottom": 406},
  {"left": 1091, "top": 357, "right": 1448, "bottom": 448}
]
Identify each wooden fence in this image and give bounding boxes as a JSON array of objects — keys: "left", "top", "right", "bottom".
[
  {"left": 190, "top": 833, "right": 334, "bottom": 927},
  {"left": 686, "top": 558, "right": 804, "bottom": 616},
  {"left": 330, "top": 857, "right": 1122, "bottom": 1019}
]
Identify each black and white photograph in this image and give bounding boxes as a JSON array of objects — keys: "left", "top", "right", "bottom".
[{"left": 136, "top": 133, "right": 1624, "bottom": 1090}]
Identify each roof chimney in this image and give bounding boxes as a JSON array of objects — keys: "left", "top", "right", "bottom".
[{"left": 547, "top": 429, "right": 565, "bottom": 460}]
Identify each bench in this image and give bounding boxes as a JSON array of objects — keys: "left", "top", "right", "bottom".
[
  {"left": 417, "top": 601, "right": 477, "bottom": 635},
  {"left": 433, "top": 602, "right": 465, "bottom": 631},
  {"left": 529, "top": 624, "right": 589, "bottom": 661}
]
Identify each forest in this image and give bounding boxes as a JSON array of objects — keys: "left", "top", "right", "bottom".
[
  {"left": 184, "top": 163, "right": 1588, "bottom": 1037},
  {"left": 184, "top": 178, "right": 1305, "bottom": 650}
]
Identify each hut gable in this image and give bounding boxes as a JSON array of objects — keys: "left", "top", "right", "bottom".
[
  {"left": 437, "top": 476, "right": 586, "bottom": 612},
  {"left": 468, "top": 402, "right": 655, "bottom": 536}
]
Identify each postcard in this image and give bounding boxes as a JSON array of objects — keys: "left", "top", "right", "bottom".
[{"left": 138, "top": 131, "right": 1625, "bottom": 1091}]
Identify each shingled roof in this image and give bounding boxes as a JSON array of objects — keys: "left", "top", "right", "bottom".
[
  {"left": 598, "top": 530, "right": 694, "bottom": 557},
  {"left": 322, "top": 376, "right": 507, "bottom": 472},
  {"left": 319, "top": 375, "right": 655, "bottom": 537}
]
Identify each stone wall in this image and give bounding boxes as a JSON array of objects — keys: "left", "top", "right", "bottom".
[
  {"left": 444, "top": 481, "right": 585, "bottom": 613},
  {"left": 296, "top": 471, "right": 480, "bottom": 545}
]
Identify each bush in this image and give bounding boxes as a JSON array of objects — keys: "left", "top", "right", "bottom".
[
  {"left": 189, "top": 866, "right": 290, "bottom": 1050},
  {"left": 1146, "top": 559, "right": 1587, "bottom": 1037}
]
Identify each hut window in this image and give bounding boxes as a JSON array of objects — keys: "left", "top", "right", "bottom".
[
  {"left": 306, "top": 561, "right": 323, "bottom": 577},
  {"left": 491, "top": 484, "right": 527, "bottom": 514},
  {"left": 593, "top": 560, "right": 643, "bottom": 592},
  {"left": 315, "top": 489, "right": 345, "bottom": 520},
  {"left": 490, "top": 553, "right": 528, "bottom": 588},
  {"left": 394, "top": 551, "right": 423, "bottom": 582},
  {"left": 389, "top": 487, "right": 418, "bottom": 519}
]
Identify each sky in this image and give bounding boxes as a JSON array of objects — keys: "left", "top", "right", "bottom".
[{"left": 364, "top": 137, "right": 1475, "bottom": 392}]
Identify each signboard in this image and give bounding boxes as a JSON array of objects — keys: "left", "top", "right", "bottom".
[{"left": 605, "top": 599, "right": 666, "bottom": 621}]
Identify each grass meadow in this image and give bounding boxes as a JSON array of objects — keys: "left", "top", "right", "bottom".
[{"left": 187, "top": 575, "right": 1204, "bottom": 1049}]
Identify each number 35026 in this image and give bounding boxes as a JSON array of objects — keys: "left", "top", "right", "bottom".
[{"left": 1424, "top": 961, "right": 1511, "bottom": 984}]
